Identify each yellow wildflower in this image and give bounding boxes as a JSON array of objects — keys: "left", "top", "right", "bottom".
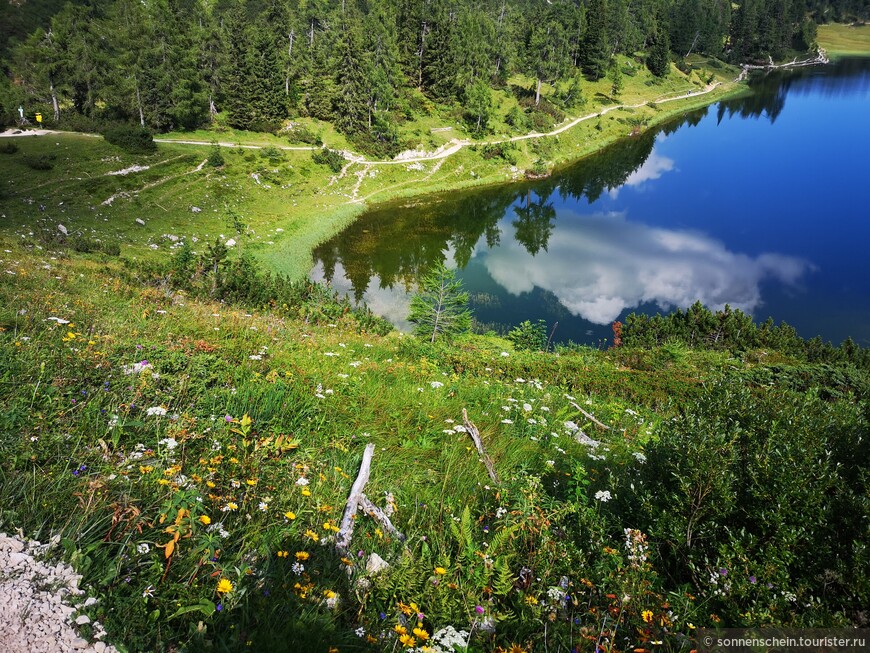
[
  {"left": 199, "top": 515, "right": 211, "bottom": 525},
  {"left": 434, "top": 567, "right": 447, "bottom": 575},
  {"left": 296, "top": 551, "right": 310, "bottom": 561},
  {"left": 246, "top": 479, "right": 257, "bottom": 486},
  {"left": 394, "top": 625, "right": 408, "bottom": 635},
  {"left": 304, "top": 529, "right": 319, "bottom": 542},
  {"left": 301, "top": 487, "right": 312, "bottom": 497},
  {"left": 399, "top": 634, "right": 416, "bottom": 648},
  {"left": 216, "top": 578, "right": 233, "bottom": 594},
  {"left": 412, "top": 627, "right": 429, "bottom": 641},
  {"left": 641, "top": 610, "right": 654, "bottom": 624},
  {"left": 284, "top": 511, "right": 296, "bottom": 520}
]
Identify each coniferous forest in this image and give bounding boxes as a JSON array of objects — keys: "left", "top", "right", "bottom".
[{"left": 2, "top": 0, "right": 867, "bottom": 155}]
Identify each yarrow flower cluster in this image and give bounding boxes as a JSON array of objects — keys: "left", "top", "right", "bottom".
[{"left": 594, "top": 490, "right": 612, "bottom": 502}]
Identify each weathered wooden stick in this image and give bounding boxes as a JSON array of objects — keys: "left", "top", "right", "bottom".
[
  {"left": 570, "top": 401, "right": 611, "bottom": 431},
  {"left": 462, "top": 408, "right": 500, "bottom": 483},
  {"left": 359, "top": 494, "right": 406, "bottom": 542},
  {"left": 336, "top": 442, "right": 375, "bottom": 557}
]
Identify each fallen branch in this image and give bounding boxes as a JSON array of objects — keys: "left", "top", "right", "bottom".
[
  {"left": 336, "top": 442, "right": 375, "bottom": 557},
  {"left": 569, "top": 401, "right": 611, "bottom": 431},
  {"left": 359, "top": 495, "right": 406, "bottom": 542},
  {"left": 462, "top": 408, "right": 500, "bottom": 483}
]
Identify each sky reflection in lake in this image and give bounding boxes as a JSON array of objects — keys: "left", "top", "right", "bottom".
[{"left": 477, "top": 208, "right": 812, "bottom": 326}]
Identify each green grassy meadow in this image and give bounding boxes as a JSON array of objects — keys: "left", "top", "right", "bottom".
[{"left": 818, "top": 23, "right": 870, "bottom": 56}]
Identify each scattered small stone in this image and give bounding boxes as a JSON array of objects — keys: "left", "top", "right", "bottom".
[
  {"left": 365, "top": 552, "right": 390, "bottom": 575},
  {"left": 0, "top": 532, "right": 119, "bottom": 653},
  {"left": 57, "top": 224, "right": 68, "bottom": 235},
  {"left": 135, "top": 218, "right": 145, "bottom": 226},
  {"left": 191, "top": 206, "right": 202, "bottom": 213}
]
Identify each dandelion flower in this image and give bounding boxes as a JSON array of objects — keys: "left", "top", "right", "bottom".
[
  {"left": 217, "top": 578, "right": 234, "bottom": 594},
  {"left": 199, "top": 515, "right": 211, "bottom": 526},
  {"left": 301, "top": 487, "right": 311, "bottom": 497},
  {"left": 284, "top": 511, "right": 296, "bottom": 520},
  {"left": 434, "top": 567, "right": 447, "bottom": 575}
]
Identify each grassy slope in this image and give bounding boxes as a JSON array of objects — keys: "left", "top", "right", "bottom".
[
  {"left": 0, "top": 243, "right": 747, "bottom": 650},
  {"left": 0, "top": 57, "right": 742, "bottom": 280},
  {"left": 818, "top": 23, "right": 870, "bottom": 56}
]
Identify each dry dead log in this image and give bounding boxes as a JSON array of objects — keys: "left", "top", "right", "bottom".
[
  {"left": 359, "top": 495, "right": 406, "bottom": 542},
  {"left": 462, "top": 408, "right": 500, "bottom": 483},
  {"left": 336, "top": 442, "right": 375, "bottom": 557},
  {"left": 570, "top": 401, "right": 611, "bottom": 431}
]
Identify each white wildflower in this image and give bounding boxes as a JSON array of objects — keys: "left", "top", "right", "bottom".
[
  {"left": 146, "top": 406, "right": 167, "bottom": 417},
  {"left": 137, "top": 543, "right": 150, "bottom": 554},
  {"left": 594, "top": 490, "right": 612, "bottom": 502}
]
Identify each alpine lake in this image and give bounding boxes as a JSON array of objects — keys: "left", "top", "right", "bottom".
[{"left": 312, "top": 57, "right": 870, "bottom": 346}]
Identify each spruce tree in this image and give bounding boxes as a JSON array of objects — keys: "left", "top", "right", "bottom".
[
  {"left": 580, "top": 0, "right": 610, "bottom": 80},
  {"left": 647, "top": 28, "right": 671, "bottom": 77},
  {"left": 408, "top": 263, "right": 472, "bottom": 344}
]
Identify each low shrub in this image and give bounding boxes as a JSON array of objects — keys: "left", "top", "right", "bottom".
[
  {"left": 478, "top": 142, "right": 517, "bottom": 164},
  {"left": 207, "top": 143, "right": 225, "bottom": 167},
  {"left": 0, "top": 141, "right": 18, "bottom": 154},
  {"left": 529, "top": 111, "right": 555, "bottom": 133},
  {"left": 311, "top": 147, "right": 345, "bottom": 174},
  {"left": 284, "top": 125, "right": 322, "bottom": 146},
  {"left": 260, "top": 145, "right": 284, "bottom": 162},
  {"left": 103, "top": 124, "right": 156, "bottom": 153},
  {"left": 23, "top": 153, "right": 55, "bottom": 170}
]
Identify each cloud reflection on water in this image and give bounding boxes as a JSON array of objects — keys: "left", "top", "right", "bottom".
[{"left": 480, "top": 211, "right": 813, "bottom": 325}]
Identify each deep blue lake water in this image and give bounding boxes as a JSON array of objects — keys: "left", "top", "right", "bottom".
[{"left": 312, "top": 58, "right": 870, "bottom": 346}]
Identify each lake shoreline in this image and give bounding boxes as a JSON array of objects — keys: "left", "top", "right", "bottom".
[{"left": 262, "top": 78, "right": 749, "bottom": 279}]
